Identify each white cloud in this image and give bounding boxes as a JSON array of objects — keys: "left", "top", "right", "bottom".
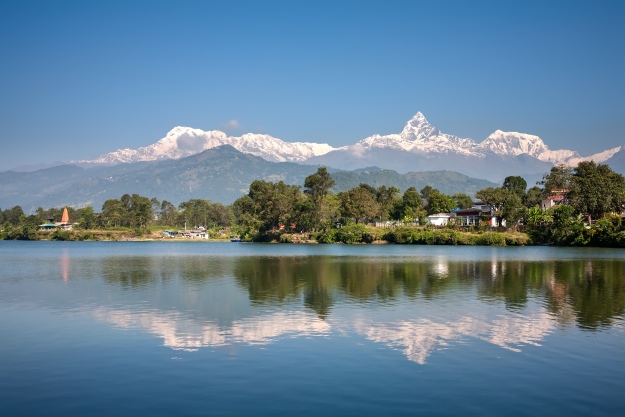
[{"left": 221, "top": 119, "right": 242, "bottom": 132}]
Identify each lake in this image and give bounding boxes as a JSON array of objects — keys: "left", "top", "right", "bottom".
[{"left": 1, "top": 241, "right": 623, "bottom": 416}]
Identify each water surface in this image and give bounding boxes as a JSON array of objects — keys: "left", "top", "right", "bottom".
[{"left": 1, "top": 242, "right": 624, "bottom": 416}]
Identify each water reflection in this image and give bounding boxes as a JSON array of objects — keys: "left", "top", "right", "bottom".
[
  {"left": 60, "top": 248, "right": 70, "bottom": 283},
  {"left": 356, "top": 311, "right": 555, "bottom": 364},
  {"left": 87, "top": 254, "right": 625, "bottom": 363},
  {"left": 94, "top": 308, "right": 330, "bottom": 351},
  {"left": 5, "top": 247, "right": 625, "bottom": 365}
]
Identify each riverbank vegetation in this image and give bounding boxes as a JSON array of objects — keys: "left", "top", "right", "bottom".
[{"left": 1, "top": 162, "right": 624, "bottom": 247}]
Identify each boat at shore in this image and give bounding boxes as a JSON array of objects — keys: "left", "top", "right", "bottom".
[{"left": 230, "top": 236, "right": 241, "bottom": 242}]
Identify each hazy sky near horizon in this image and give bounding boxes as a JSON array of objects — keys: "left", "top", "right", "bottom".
[{"left": 1, "top": 0, "right": 624, "bottom": 171}]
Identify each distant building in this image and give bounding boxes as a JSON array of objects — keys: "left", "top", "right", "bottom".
[
  {"left": 181, "top": 226, "right": 209, "bottom": 239},
  {"left": 39, "top": 207, "right": 72, "bottom": 231},
  {"left": 426, "top": 213, "right": 451, "bottom": 226},
  {"left": 56, "top": 207, "right": 72, "bottom": 230},
  {"left": 451, "top": 201, "right": 502, "bottom": 227},
  {"left": 541, "top": 189, "right": 568, "bottom": 210}
]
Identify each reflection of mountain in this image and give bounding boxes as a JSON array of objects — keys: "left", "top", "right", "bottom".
[
  {"left": 93, "top": 302, "right": 556, "bottom": 365},
  {"left": 91, "top": 254, "right": 625, "bottom": 332},
  {"left": 356, "top": 312, "right": 555, "bottom": 364},
  {"left": 94, "top": 308, "right": 330, "bottom": 351},
  {"left": 11, "top": 249, "right": 625, "bottom": 365}
]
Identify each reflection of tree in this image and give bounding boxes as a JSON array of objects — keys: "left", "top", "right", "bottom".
[
  {"left": 233, "top": 257, "right": 306, "bottom": 304},
  {"left": 103, "top": 257, "right": 159, "bottom": 288},
  {"left": 178, "top": 257, "right": 231, "bottom": 283},
  {"left": 304, "top": 275, "right": 333, "bottom": 320},
  {"left": 99, "top": 253, "right": 625, "bottom": 332},
  {"left": 477, "top": 261, "right": 529, "bottom": 310},
  {"left": 339, "top": 262, "right": 400, "bottom": 301},
  {"left": 563, "top": 260, "right": 625, "bottom": 330},
  {"left": 233, "top": 256, "right": 336, "bottom": 318},
  {"left": 101, "top": 256, "right": 225, "bottom": 288}
]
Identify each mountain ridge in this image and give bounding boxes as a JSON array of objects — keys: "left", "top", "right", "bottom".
[
  {"left": 1, "top": 145, "right": 496, "bottom": 213},
  {"left": 68, "top": 112, "right": 622, "bottom": 178}
]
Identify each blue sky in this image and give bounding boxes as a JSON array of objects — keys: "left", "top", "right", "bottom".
[{"left": 1, "top": 0, "right": 623, "bottom": 171}]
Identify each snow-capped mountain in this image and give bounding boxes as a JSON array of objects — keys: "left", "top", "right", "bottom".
[
  {"left": 356, "top": 112, "right": 482, "bottom": 157},
  {"left": 352, "top": 112, "right": 620, "bottom": 166},
  {"left": 479, "top": 130, "right": 622, "bottom": 166},
  {"left": 76, "top": 127, "right": 339, "bottom": 165},
  {"left": 75, "top": 112, "right": 621, "bottom": 174}
]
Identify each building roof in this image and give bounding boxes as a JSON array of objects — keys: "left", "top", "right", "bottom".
[
  {"left": 453, "top": 208, "right": 490, "bottom": 216},
  {"left": 61, "top": 207, "right": 69, "bottom": 223},
  {"left": 427, "top": 213, "right": 451, "bottom": 218}
]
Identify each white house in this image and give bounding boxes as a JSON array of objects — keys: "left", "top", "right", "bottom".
[{"left": 426, "top": 213, "right": 451, "bottom": 226}]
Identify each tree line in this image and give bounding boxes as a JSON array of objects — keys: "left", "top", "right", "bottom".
[{"left": 2, "top": 161, "right": 625, "bottom": 246}]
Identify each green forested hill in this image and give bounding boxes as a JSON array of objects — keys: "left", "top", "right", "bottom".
[
  {"left": 332, "top": 168, "right": 496, "bottom": 196},
  {"left": 0, "top": 146, "right": 496, "bottom": 213}
]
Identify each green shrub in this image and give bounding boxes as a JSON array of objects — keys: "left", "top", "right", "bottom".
[
  {"left": 51, "top": 230, "right": 73, "bottom": 241},
  {"left": 336, "top": 223, "right": 366, "bottom": 244},
  {"left": 316, "top": 228, "right": 337, "bottom": 244}
]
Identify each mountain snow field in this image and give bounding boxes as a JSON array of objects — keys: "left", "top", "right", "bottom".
[{"left": 74, "top": 112, "right": 622, "bottom": 168}]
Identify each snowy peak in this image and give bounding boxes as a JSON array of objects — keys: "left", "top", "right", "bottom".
[
  {"left": 400, "top": 111, "right": 442, "bottom": 140},
  {"left": 77, "top": 127, "right": 338, "bottom": 165},
  {"left": 74, "top": 111, "right": 621, "bottom": 169},
  {"left": 480, "top": 130, "right": 551, "bottom": 157},
  {"left": 356, "top": 112, "right": 480, "bottom": 156},
  {"left": 478, "top": 130, "right": 584, "bottom": 165}
]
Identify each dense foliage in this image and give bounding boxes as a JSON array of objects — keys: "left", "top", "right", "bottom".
[{"left": 2, "top": 162, "right": 625, "bottom": 246}]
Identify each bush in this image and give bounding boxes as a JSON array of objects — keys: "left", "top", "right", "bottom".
[
  {"left": 51, "top": 230, "right": 73, "bottom": 241},
  {"left": 316, "top": 228, "right": 337, "bottom": 244},
  {"left": 336, "top": 223, "right": 366, "bottom": 244}
]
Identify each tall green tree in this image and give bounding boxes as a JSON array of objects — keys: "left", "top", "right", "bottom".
[
  {"left": 178, "top": 199, "right": 212, "bottom": 228},
  {"left": 475, "top": 187, "right": 510, "bottom": 226},
  {"left": 453, "top": 193, "right": 473, "bottom": 209},
  {"left": 376, "top": 186, "right": 401, "bottom": 220},
  {"left": 420, "top": 186, "right": 437, "bottom": 203},
  {"left": 540, "top": 164, "right": 573, "bottom": 194},
  {"left": 525, "top": 186, "right": 543, "bottom": 208},
  {"left": 3, "top": 206, "right": 24, "bottom": 226},
  {"left": 102, "top": 199, "right": 125, "bottom": 228},
  {"left": 339, "top": 187, "right": 379, "bottom": 223},
  {"left": 399, "top": 187, "right": 425, "bottom": 221},
  {"left": 78, "top": 206, "right": 96, "bottom": 229},
  {"left": 160, "top": 200, "right": 177, "bottom": 226},
  {"left": 503, "top": 176, "right": 527, "bottom": 199},
  {"left": 303, "top": 167, "right": 336, "bottom": 229},
  {"left": 236, "top": 180, "right": 301, "bottom": 232},
  {"left": 426, "top": 192, "right": 456, "bottom": 215},
  {"left": 568, "top": 161, "right": 625, "bottom": 222},
  {"left": 208, "top": 203, "right": 231, "bottom": 227},
  {"left": 129, "top": 194, "right": 153, "bottom": 229}
]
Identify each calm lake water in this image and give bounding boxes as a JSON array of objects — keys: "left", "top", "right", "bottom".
[{"left": 1, "top": 241, "right": 624, "bottom": 416}]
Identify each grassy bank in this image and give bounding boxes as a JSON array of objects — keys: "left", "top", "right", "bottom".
[{"left": 258, "top": 224, "right": 531, "bottom": 246}]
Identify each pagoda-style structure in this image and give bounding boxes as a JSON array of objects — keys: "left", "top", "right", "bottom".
[
  {"left": 39, "top": 207, "right": 73, "bottom": 231},
  {"left": 57, "top": 207, "right": 72, "bottom": 230}
]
